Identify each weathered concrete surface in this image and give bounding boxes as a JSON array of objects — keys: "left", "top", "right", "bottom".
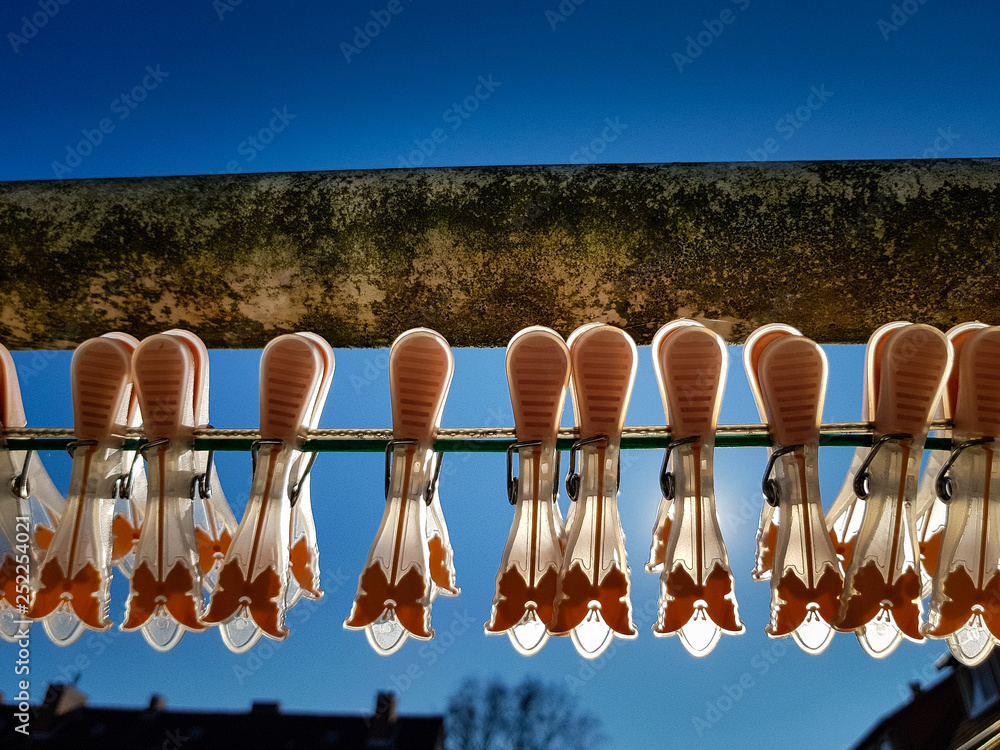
[{"left": 0, "top": 160, "right": 997, "bottom": 348}]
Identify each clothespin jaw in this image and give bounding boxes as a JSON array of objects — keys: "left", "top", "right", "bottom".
[
  {"left": 345, "top": 328, "right": 455, "bottom": 655},
  {"left": 204, "top": 333, "right": 328, "bottom": 652},
  {"left": 486, "top": 327, "right": 569, "bottom": 655},
  {"left": 834, "top": 324, "right": 952, "bottom": 658},
  {"left": 748, "top": 327, "right": 844, "bottom": 655},
  {"left": 30, "top": 336, "right": 135, "bottom": 645},
  {"left": 923, "top": 326, "right": 1000, "bottom": 665},
  {"left": 549, "top": 324, "right": 638, "bottom": 659},
  {"left": 649, "top": 321, "right": 743, "bottom": 657}
]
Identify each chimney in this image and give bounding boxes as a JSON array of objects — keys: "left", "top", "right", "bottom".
[
  {"left": 251, "top": 701, "right": 281, "bottom": 715},
  {"left": 373, "top": 692, "right": 397, "bottom": 724},
  {"left": 909, "top": 682, "right": 922, "bottom": 700},
  {"left": 36, "top": 682, "right": 88, "bottom": 732},
  {"left": 147, "top": 695, "right": 167, "bottom": 712}
]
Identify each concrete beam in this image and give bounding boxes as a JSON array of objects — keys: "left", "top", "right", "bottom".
[{"left": 1, "top": 159, "right": 997, "bottom": 349}]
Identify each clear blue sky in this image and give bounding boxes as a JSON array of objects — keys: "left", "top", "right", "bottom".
[{"left": 2, "top": 0, "right": 998, "bottom": 748}]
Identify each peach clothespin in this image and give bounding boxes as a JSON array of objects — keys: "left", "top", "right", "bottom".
[
  {"left": 203, "top": 333, "right": 329, "bottom": 652},
  {"left": 549, "top": 324, "right": 638, "bottom": 659},
  {"left": 120, "top": 333, "right": 210, "bottom": 650},
  {"left": 29, "top": 335, "right": 136, "bottom": 645},
  {"left": 486, "top": 327, "right": 570, "bottom": 655},
  {"left": 745, "top": 325, "right": 843, "bottom": 655},
  {"left": 0, "top": 344, "right": 65, "bottom": 642},
  {"left": 914, "top": 322, "right": 989, "bottom": 597},
  {"left": 648, "top": 321, "right": 743, "bottom": 656},
  {"left": 345, "top": 329, "right": 455, "bottom": 655},
  {"left": 924, "top": 326, "right": 1000, "bottom": 665},
  {"left": 833, "top": 324, "right": 952, "bottom": 657}
]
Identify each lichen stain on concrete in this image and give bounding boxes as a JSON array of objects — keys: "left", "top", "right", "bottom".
[{"left": 1, "top": 160, "right": 998, "bottom": 348}]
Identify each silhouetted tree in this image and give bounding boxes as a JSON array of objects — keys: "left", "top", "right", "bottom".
[{"left": 445, "top": 677, "right": 607, "bottom": 750}]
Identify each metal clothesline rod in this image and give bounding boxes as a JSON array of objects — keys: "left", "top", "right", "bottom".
[{"left": 3, "top": 421, "right": 954, "bottom": 453}]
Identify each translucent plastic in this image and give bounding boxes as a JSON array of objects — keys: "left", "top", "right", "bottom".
[
  {"left": 345, "top": 329, "right": 454, "bottom": 655},
  {"left": 120, "top": 334, "right": 207, "bottom": 651},
  {"left": 486, "top": 327, "right": 570, "bottom": 655},
  {"left": 915, "top": 322, "right": 988, "bottom": 596},
  {"left": 161, "top": 330, "right": 238, "bottom": 592},
  {"left": 826, "top": 322, "right": 909, "bottom": 577},
  {"left": 549, "top": 325, "right": 638, "bottom": 659},
  {"left": 648, "top": 321, "right": 743, "bottom": 656},
  {"left": 0, "top": 344, "right": 66, "bottom": 641},
  {"left": 924, "top": 326, "right": 1000, "bottom": 665},
  {"left": 834, "top": 325, "right": 952, "bottom": 657},
  {"left": 748, "top": 329, "right": 844, "bottom": 655},
  {"left": 204, "top": 333, "right": 326, "bottom": 652},
  {"left": 29, "top": 337, "right": 134, "bottom": 645}
]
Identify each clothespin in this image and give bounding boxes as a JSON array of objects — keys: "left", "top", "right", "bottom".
[
  {"left": 0, "top": 343, "right": 65, "bottom": 642},
  {"left": 648, "top": 320, "right": 743, "bottom": 656},
  {"left": 29, "top": 335, "right": 136, "bottom": 645},
  {"left": 345, "top": 328, "right": 455, "bottom": 655},
  {"left": 915, "top": 322, "right": 989, "bottom": 597},
  {"left": 157, "top": 330, "right": 237, "bottom": 591},
  {"left": 285, "top": 332, "right": 334, "bottom": 609},
  {"left": 924, "top": 326, "right": 1000, "bottom": 665},
  {"left": 104, "top": 332, "right": 147, "bottom": 578},
  {"left": 203, "top": 333, "right": 330, "bottom": 652},
  {"left": 120, "top": 333, "right": 210, "bottom": 650},
  {"left": 485, "top": 327, "right": 570, "bottom": 655},
  {"left": 833, "top": 324, "right": 952, "bottom": 657},
  {"left": 549, "top": 324, "right": 638, "bottom": 659},
  {"left": 744, "top": 325, "right": 843, "bottom": 655}
]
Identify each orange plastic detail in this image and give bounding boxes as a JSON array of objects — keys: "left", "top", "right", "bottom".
[
  {"left": 195, "top": 526, "right": 232, "bottom": 576},
  {"left": 123, "top": 561, "right": 206, "bottom": 631},
  {"left": 486, "top": 566, "right": 559, "bottom": 633},
  {"left": 768, "top": 566, "right": 842, "bottom": 637},
  {"left": 427, "top": 534, "right": 459, "bottom": 595},
  {"left": 202, "top": 561, "right": 285, "bottom": 639},
  {"left": 35, "top": 525, "right": 54, "bottom": 551},
  {"left": 655, "top": 563, "right": 740, "bottom": 634},
  {"left": 289, "top": 535, "right": 321, "bottom": 598},
  {"left": 30, "top": 558, "right": 105, "bottom": 629},
  {"left": 834, "top": 561, "right": 923, "bottom": 641},
  {"left": 926, "top": 567, "right": 1000, "bottom": 639},
  {"left": 550, "top": 563, "right": 636, "bottom": 637},
  {"left": 111, "top": 512, "right": 141, "bottom": 564},
  {"left": 344, "top": 563, "right": 431, "bottom": 638},
  {"left": 830, "top": 529, "right": 857, "bottom": 570}
]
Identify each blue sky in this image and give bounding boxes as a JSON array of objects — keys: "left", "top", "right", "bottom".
[{"left": 2, "top": 0, "right": 998, "bottom": 747}]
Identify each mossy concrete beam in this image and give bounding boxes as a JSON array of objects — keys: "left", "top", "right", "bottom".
[{"left": 1, "top": 159, "right": 998, "bottom": 349}]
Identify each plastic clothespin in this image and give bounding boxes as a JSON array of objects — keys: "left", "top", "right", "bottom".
[
  {"left": 826, "top": 322, "right": 909, "bottom": 582},
  {"left": 485, "top": 327, "right": 570, "bottom": 655},
  {"left": 0, "top": 344, "right": 65, "bottom": 642},
  {"left": 833, "top": 324, "right": 952, "bottom": 657},
  {"left": 120, "top": 333, "right": 209, "bottom": 650},
  {"left": 924, "top": 326, "right": 1000, "bottom": 666},
  {"left": 203, "top": 333, "right": 328, "bottom": 652},
  {"left": 345, "top": 328, "right": 455, "bottom": 655},
  {"left": 104, "top": 332, "right": 147, "bottom": 579},
  {"left": 285, "top": 331, "right": 334, "bottom": 609},
  {"left": 158, "top": 330, "right": 238, "bottom": 591},
  {"left": 914, "top": 322, "right": 989, "bottom": 597},
  {"left": 648, "top": 321, "right": 743, "bottom": 656},
  {"left": 29, "top": 336, "right": 135, "bottom": 645},
  {"left": 745, "top": 325, "right": 843, "bottom": 655},
  {"left": 548, "top": 324, "right": 638, "bottom": 659}
]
